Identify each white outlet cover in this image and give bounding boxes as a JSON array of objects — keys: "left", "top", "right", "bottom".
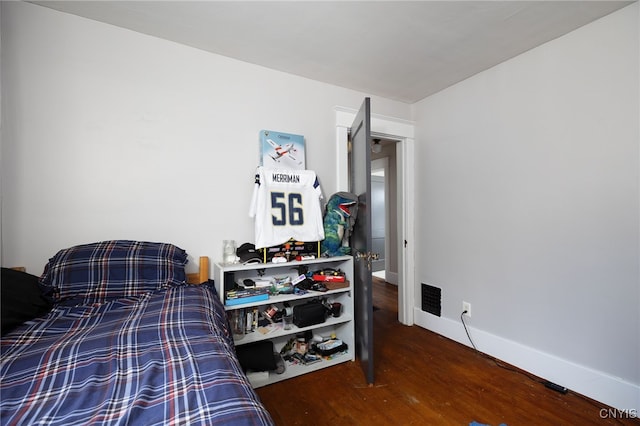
[{"left": 462, "top": 301, "right": 471, "bottom": 316}]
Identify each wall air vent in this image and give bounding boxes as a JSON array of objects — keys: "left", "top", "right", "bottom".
[{"left": 421, "top": 283, "right": 441, "bottom": 317}]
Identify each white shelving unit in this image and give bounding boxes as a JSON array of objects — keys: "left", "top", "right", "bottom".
[{"left": 213, "top": 256, "right": 354, "bottom": 388}]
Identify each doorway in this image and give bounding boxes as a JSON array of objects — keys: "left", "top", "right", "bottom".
[
  {"left": 371, "top": 142, "right": 397, "bottom": 286},
  {"left": 371, "top": 163, "right": 386, "bottom": 278},
  {"left": 335, "top": 106, "right": 415, "bottom": 326}
]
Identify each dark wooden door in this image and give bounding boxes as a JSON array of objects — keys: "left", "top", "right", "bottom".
[{"left": 349, "top": 97, "right": 374, "bottom": 384}]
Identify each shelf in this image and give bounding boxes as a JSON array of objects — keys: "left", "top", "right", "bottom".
[
  {"left": 233, "top": 314, "right": 352, "bottom": 345},
  {"left": 215, "top": 255, "right": 352, "bottom": 273},
  {"left": 247, "top": 351, "right": 354, "bottom": 388},
  {"left": 224, "top": 287, "right": 351, "bottom": 311},
  {"left": 214, "top": 255, "right": 354, "bottom": 388}
]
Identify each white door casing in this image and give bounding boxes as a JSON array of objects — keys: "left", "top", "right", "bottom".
[{"left": 335, "top": 106, "right": 415, "bottom": 326}]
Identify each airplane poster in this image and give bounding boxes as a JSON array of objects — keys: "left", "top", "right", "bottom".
[{"left": 260, "top": 129, "right": 306, "bottom": 169}]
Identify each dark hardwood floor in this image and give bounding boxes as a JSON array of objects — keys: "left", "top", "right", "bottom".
[{"left": 256, "top": 278, "right": 639, "bottom": 425}]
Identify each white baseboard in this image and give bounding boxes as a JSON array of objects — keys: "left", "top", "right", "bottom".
[
  {"left": 414, "top": 308, "right": 640, "bottom": 412},
  {"left": 372, "top": 270, "right": 398, "bottom": 285},
  {"left": 384, "top": 271, "right": 398, "bottom": 285}
]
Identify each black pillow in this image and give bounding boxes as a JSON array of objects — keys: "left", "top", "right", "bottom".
[{"left": 1, "top": 268, "right": 53, "bottom": 336}]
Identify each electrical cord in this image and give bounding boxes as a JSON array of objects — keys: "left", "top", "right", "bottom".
[
  {"left": 461, "top": 310, "right": 552, "bottom": 381},
  {"left": 459, "top": 310, "right": 625, "bottom": 424},
  {"left": 460, "top": 310, "right": 477, "bottom": 351}
]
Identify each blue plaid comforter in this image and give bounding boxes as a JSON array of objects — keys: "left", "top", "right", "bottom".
[{"left": 0, "top": 284, "right": 274, "bottom": 426}]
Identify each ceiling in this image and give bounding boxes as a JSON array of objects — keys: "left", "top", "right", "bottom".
[{"left": 31, "top": 1, "right": 633, "bottom": 103}]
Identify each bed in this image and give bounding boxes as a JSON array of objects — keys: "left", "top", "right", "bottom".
[{"left": 0, "top": 240, "right": 274, "bottom": 426}]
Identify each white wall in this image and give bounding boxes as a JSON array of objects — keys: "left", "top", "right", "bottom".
[
  {"left": 0, "top": 2, "right": 410, "bottom": 274},
  {"left": 413, "top": 4, "right": 639, "bottom": 411}
]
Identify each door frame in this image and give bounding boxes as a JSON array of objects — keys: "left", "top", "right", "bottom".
[{"left": 334, "top": 106, "right": 416, "bottom": 326}]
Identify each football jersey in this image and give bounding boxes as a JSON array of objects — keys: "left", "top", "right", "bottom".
[{"left": 249, "top": 167, "right": 325, "bottom": 249}]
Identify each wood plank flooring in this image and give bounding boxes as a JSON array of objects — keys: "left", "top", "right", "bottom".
[{"left": 256, "top": 278, "right": 639, "bottom": 425}]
